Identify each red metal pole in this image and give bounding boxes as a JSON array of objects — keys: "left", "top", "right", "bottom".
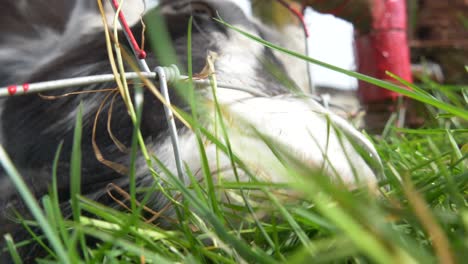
[{"left": 356, "top": 0, "right": 412, "bottom": 104}]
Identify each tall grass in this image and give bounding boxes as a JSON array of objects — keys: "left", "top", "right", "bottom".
[{"left": 1, "top": 14, "right": 467, "bottom": 264}]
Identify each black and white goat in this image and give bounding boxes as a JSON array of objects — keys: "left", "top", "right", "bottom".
[{"left": 0, "top": 0, "right": 382, "bottom": 260}]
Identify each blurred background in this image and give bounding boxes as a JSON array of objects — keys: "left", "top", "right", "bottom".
[{"left": 151, "top": 0, "right": 468, "bottom": 89}]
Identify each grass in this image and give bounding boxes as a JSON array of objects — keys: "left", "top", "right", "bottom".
[{"left": 1, "top": 13, "right": 467, "bottom": 264}]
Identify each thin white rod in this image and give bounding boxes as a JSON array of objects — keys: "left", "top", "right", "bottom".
[
  {"left": 108, "top": 1, "right": 186, "bottom": 182},
  {"left": 0, "top": 72, "right": 269, "bottom": 98},
  {"left": 0, "top": 71, "right": 348, "bottom": 109},
  {"left": 155, "top": 67, "right": 186, "bottom": 183},
  {"left": 0, "top": 72, "right": 156, "bottom": 97}
]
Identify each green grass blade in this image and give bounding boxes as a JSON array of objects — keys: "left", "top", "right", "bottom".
[
  {"left": 0, "top": 146, "right": 70, "bottom": 264},
  {"left": 215, "top": 18, "right": 468, "bottom": 120},
  {"left": 4, "top": 234, "right": 22, "bottom": 264},
  {"left": 69, "top": 103, "right": 90, "bottom": 261},
  {"left": 70, "top": 104, "right": 82, "bottom": 222}
]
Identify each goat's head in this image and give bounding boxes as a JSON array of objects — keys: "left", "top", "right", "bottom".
[{"left": 0, "top": 1, "right": 382, "bottom": 259}]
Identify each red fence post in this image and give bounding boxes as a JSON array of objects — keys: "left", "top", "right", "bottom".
[
  {"left": 296, "top": 0, "right": 415, "bottom": 131},
  {"left": 356, "top": 0, "right": 412, "bottom": 104}
]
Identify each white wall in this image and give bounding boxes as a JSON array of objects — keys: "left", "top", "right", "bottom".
[
  {"left": 305, "top": 9, "right": 357, "bottom": 90},
  {"left": 232, "top": 1, "right": 358, "bottom": 90}
]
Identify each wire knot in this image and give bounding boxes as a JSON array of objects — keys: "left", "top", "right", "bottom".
[{"left": 155, "top": 65, "right": 181, "bottom": 85}]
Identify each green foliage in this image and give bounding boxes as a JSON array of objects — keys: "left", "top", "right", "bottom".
[{"left": 1, "top": 15, "right": 467, "bottom": 264}]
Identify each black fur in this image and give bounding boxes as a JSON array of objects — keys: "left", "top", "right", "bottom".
[{"left": 0, "top": 0, "right": 294, "bottom": 261}]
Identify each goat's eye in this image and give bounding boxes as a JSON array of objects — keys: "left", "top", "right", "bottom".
[
  {"left": 171, "top": 1, "right": 214, "bottom": 17},
  {"left": 190, "top": 2, "right": 214, "bottom": 17}
]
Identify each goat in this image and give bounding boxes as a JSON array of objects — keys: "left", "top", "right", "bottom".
[{"left": 0, "top": 0, "right": 382, "bottom": 261}]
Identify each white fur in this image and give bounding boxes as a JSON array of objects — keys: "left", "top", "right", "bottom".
[{"left": 147, "top": 87, "right": 380, "bottom": 193}]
